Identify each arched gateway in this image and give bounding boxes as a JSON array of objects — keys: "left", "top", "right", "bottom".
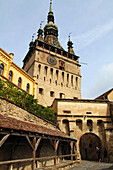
[{"left": 79, "top": 133, "right": 101, "bottom": 161}]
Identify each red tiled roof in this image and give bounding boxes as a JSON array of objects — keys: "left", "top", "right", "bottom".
[
  {"left": 95, "top": 88, "right": 113, "bottom": 100},
  {"left": 0, "top": 114, "right": 75, "bottom": 140}
]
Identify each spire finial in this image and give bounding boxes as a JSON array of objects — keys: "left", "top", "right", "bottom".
[
  {"left": 40, "top": 21, "right": 44, "bottom": 28},
  {"left": 50, "top": 0, "right": 52, "bottom": 12},
  {"left": 32, "top": 33, "right": 35, "bottom": 42},
  {"left": 69, "top": 32, "right": 72, "bottom": 41}
]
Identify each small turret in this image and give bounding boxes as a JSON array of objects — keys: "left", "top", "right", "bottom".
[
  {"left": 37, "top": 22, "right": 44, "bottom": 41},
  {"left": 67, "top": 33, "right": 75, "bottom": 55},
  {"left": 29, "top": 35, "right": 35, "bottom": 49}
]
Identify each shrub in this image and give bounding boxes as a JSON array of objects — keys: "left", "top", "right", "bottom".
[{"left": 0, "top": 78, "right": 56, "bottom": 123}]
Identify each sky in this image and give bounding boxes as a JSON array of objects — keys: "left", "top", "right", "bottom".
[{"left": 0, "top": 0, "right": 113, "bottom": 99}]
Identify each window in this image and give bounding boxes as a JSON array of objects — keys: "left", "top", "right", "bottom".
[
  {"left": 87, "top": 120, "right": 93, "bottom": 131},
  {"left": 62, "top": 72, "right": 64, "bottom": 82},
  {"left": 63, "top": 119, "right": 70, "bottom": 135},
  {"left": 56, "top": 70, "right": 59, "bottom": 80},
  {"left": 76, "top": 119, "right": 82, "bottom": 130},
  {"left": 38, "top": 64, "right": 41, "bottom": 74},
  {"left": 0, "top": 64, "right": 4, "bottom": 75},
  {"left": 59, "top": 60, "right": 65, "bottom": 70},
  {"left": 55, "top": 80, "right": 57, "bottom": 85},
  {"left": 73, "top": 97, "right": 78, "bottom": 99},
  {"left": 50, "top": 68, "right": 53, "bottom": 78},
  {"left": 67, "top": 74, "right": 69, "bottom": 83},
  {"left": 71, "top": 75, "right": 73, "bottom": 86},
  {"left": 97, "top": 120, "right": 103, "bottom": 126},
  {"left": 75, "top": 77, "right": 78, "bottom": 90},
  {"left": 86, "top": 112, "right": 92, "bottom": 114},
  {"left": 39, "top": 88, "right": 43, "bottom": 95},
  {"left": 18, "top": 77, "right": 22, "bottom": 88},
  {"left": 60, "top": 93, "right": 65, "bottom": 99},
  {"left": 26, "top": 83, "right": 30, "bottom": 93},
  {"left": 8, "top": 71, "right": 13, "bottom": 81},
  {"left": 63, "top": 110, "right": 71, "bottom": 114},
  {"left": 44, "top": 66, "right": 48, "bottom": 76},
  {"left": 50, "top": 91, "right": 54, "bottom": 97}
]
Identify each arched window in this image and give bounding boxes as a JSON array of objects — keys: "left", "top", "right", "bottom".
[
  {"left": 44, "top": 66, "right": 48, "bottom": 76},
  {"left": 26, "top": 83, "right": 30, "bottom": 93},
  {"left": 62, "top": 72, "right": 64, "bottom": 82},
  {"left": 8, "top": 71, "right": 13, "bottom": 81},
  {"left": 50, "top": 68, "right": 53, "bottom": 78},
  {"left": 56, "top": 70, "right": 59, "bottom": 80},
  {"left": 18, "top": 77, "right": 22, "bottom": 88},
  {"left": 75, "top": 77, "right": 78, "bottom": 90},
  {"left": 76, "top": 119, "right": 82, "bottom": 130},
  {"left": 87, "top": 120, "right": 93, "bottom": 131},
  {"left": 67, "top": 74, "right": 69, "bottom": 84},
  {"left": 0, "top": 64, "right": 4, "bottom": 75},
  {"left": 38, "top": 64, "right": 41, "bottom": 74},
  {"left": 63, "top": 119, "right": 70, "bottom": 135}
]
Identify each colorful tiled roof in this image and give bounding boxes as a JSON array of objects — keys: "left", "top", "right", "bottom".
[{"left": 44, "top": 35, "right": 63, "bottom": 49}]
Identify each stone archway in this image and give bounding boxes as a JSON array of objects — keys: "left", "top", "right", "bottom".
[{"left": 79, "top": 133, "right": 101, "bottom": 161}]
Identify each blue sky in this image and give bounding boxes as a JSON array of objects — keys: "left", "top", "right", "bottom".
[{"left": 0, "top": 0, "right": 113, "bottom": 99}]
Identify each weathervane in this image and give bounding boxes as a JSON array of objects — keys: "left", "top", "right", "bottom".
[{"left": 69, "top": 32, "right": 72, "bottom": 40}]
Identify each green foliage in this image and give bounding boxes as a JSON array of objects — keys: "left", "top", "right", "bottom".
[{"left": 0, "top": 78, "right": 56, "bottom": 123}]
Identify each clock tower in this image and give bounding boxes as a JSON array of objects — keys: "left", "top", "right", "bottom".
[{"left": 22, "top": 1, "right": 81, "bottom": 106}]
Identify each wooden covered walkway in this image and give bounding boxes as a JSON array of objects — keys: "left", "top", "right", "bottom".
[{"left": 0, "top": 114, "right": 78, "bottom": 170}]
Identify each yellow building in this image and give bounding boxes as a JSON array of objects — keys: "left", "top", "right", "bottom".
[{"left": 0, "top": 48, "right": 37, "bottom": 97}]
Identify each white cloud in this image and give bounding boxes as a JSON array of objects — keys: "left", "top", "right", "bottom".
[
  {"left": 83, "top": 62, "right": 113, "bottom": 99},
  {"left": 73, "top": 19, "right": 113, "bottom": 51}
]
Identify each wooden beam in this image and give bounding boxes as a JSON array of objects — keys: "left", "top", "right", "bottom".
[
  {"left": 0, "top": 134, "right": 10, "bottom": 147},
  {"left": 55, "top": 140, "right": 59, "bottom": 151},
  {"left": 54, "top": 140, "right": 59, "bottom": 168},
  {"left": 35, "top": 137, "right": 42, "bottom": 151},
  {"left": 25, "top": 136, "right": 34, "bottom": 150}
]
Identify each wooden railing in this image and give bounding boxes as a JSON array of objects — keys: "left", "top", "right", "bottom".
[{"left": 0, "top": 154, "right": 78, "bottom": 169}]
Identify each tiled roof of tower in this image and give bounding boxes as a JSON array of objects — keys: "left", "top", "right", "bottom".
[
  {"left": 68, "top": 47, "right": 75, "bottom": 55},
  {"left": 0, "top": 114, "right": 77, "bottom": 141},
  {"left": 44, "top": 35, "right": 64, "bottom": 50}
]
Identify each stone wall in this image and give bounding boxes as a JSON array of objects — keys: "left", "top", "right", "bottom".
[
  {"left": 52, "top": 99, "right": 113, "bottom": 162},
  {"left": 0, "top": 96, "right": 57, "bottom": 130}
]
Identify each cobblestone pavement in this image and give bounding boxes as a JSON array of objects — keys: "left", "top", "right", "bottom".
[{"left": 70, "top": 161, "right": 113, "bottom": 170}]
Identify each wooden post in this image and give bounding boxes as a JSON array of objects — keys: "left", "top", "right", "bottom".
[
  {"left": 70, "top": 141, "right": 73, "bottom": 161},
  {"left": 32, "top": 137, "right": 36, "bottom": 170},
  {"left": 54, "top": 140, "right": 59, "bottom": 168},
  {"left": 32, "top": 137, "right": 42, "bottom": 170},
  {"left": 9, "top": 164, "right": 13, "bottom": 170}
]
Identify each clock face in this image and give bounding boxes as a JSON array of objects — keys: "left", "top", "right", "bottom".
[{"left": 47, "top": 55, "right": 57, "bottom": 65}]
